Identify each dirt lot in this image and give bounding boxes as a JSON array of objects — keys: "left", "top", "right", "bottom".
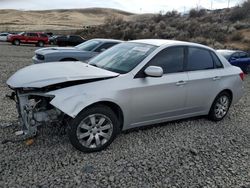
[{"left": 0, "top": 42, "right": 250, "bottom": 188}]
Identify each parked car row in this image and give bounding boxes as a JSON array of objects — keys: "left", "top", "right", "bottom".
[
  {"left": 0, "top": 32, "right": 85, "bottom": 47},
  {"left": 6, "top": 39, "right": 244, "bottom": 153}
]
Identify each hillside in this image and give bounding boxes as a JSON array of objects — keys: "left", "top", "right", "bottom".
[
  {"left": 0, "top": 8, "right": 141, "bottom": 31},
  {"left": 78, "top": 3, "right": 250, "bottom": 51}
]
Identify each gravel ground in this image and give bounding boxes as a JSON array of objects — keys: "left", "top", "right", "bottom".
[{"left": 0, "top": 42, "right": 250, "bottom": 188}]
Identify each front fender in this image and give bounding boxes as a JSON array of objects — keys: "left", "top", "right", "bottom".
[
  {"left": 49, "top": 92, "right": 96, "bottom": 117},
  {"left": 48, "top": 88, "right": 124, "bottom": 118}
]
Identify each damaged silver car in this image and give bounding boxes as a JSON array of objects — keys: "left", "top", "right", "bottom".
[{"left": 6, "top": 39, "right": 244, "bottom": 152}]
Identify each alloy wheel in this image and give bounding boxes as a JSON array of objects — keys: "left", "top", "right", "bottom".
[
  {"left": 214, "top": 95, "right": 230, "bottom": 119},
  {"left": 76, "top": 114, "right": 113, "bottom": 149}
]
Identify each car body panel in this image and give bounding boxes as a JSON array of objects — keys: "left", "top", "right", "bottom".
[{"left": 7, "top": 61, "right": 119, "bottom": 88}]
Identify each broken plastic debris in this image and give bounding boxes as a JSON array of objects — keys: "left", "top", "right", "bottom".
[
  {"left": 25, "top": 139, "right": 34, "bottom": 146},
  {"left": 15, "top": 130, "right": 24, "bottom": 136}
]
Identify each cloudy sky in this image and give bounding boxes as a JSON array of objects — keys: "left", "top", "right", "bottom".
[{"left": 0, "top": 0, "right": 244, "bottom": 13}]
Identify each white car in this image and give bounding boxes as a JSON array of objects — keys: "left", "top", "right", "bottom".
[
  {"left": 7, "top": 39, "right": 244, "bottom": 152},
  {"left": 0, "top": 33, "right": 9, "bottom": 41}
]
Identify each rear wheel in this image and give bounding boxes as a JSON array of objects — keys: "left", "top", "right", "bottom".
[
  {"left": 13, "top": 39, "right": 20, "bottom": 46},
  {"left": 37, "top": 41, "right": 44, "bottom": 47},
  {"left": 208, "top": 91, "right": 232, "bottom": 121},
  {"left": 68, "top": 105, "right": 120, "bottom": 152}
]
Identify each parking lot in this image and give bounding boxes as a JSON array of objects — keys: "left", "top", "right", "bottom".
[{"left": 0, "top": 41, "right": 250, "bottom": 187}]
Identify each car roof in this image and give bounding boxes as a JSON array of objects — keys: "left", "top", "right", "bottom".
[
  {"left": 129, "top": 39, "right": 213, "bottom": 49},
  {"left": 93, "top": 38, "right": 123, "bottom": 43},
  {"left": 217, "top": 49, "right": 244, "bottom": 53}
]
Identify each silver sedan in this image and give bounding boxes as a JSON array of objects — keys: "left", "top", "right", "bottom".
[
  {"left": 32, "top": 38, "right": 122, "bottom": 64},
  {"left": 7, "top": 39, "right": 244, "bottom": 152}
]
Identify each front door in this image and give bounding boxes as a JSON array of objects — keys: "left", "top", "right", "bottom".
[{"left": 130, "top": 47, "right": 188, "bottom": 127}]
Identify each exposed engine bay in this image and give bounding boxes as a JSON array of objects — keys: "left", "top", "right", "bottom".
[{"left": 9, "top": 90, "right": 65, "bottom": 139}]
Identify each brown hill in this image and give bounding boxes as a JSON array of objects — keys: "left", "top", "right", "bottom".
[{"left": 0, "top": 8, "right": 144, "bottom": 32}]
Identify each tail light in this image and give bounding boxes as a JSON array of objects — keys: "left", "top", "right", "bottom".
[{"left": 239, "top": 72, "right": 244, "bottom": 81}]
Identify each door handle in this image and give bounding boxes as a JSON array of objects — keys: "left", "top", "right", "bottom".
[
  {"left": 176, "top": 80, "right": 187, "bottom": 86},
  {"left": 212, "top": 76, "right": 221, "bottom": 81}
]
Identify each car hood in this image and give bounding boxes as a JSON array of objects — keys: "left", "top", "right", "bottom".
[
  {"left": 7, "top": 61, "right": 119, "bottom": 88},
  {"left": 35, "top": 47, "right": 83, "bottom": 55}
]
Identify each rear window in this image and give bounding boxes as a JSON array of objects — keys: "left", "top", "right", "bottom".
[
  {"left": 187, "top": 47, "right": 214, "bottom": 71},
  {"left": 211, "top": 52, "right": 223, "bottom": 68}
]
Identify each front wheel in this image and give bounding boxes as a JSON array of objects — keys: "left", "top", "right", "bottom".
[
  {"left": 68, "top": 105, "right": 120, "bottom": 152},
  {"left": 13, "top": 40, "right": 20, "bottom": 46},
  {"left": 208, "top": 91, "right": 232, "bottom": 121}
]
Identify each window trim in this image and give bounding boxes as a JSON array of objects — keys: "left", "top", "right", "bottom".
[
  {"left": 134, "top": 46, "right": 186, "bottom": 78},
  {"left": 210, "top": 51, "right": 224, "bottom": 69}
]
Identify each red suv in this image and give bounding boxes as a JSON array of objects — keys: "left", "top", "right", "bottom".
[{"left": 7, "top": 32, "right": 49, "bottom": 47}]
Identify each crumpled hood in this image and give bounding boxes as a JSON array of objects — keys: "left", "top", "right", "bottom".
[
  {"left": 35, "top": 47, "right": 83, "bottom": 55},
  {"left": 7, "top": 61, "right": 119, "bottom": 88}
]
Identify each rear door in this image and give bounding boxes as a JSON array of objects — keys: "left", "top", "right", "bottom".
[
  {"left": 185, "top": 47, "right": 224, "bottom": 113},
  {"left": 26, "top": 33, "right": 38, "bottom": 43}
]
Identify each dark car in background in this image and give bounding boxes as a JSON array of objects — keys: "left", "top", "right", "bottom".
[
  {"left": 48, "top": 35, "right": 62, "bottom": 45},
  {"left": 217, "top": 50, "right": 250, "bottom": 73},
  {"left": 55, "top": 35, "right": 86, "bottom": 46}
]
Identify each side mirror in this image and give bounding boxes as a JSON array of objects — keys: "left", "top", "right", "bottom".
[
  {"left": 100, "top": 48, "right": 106, "bottom": 52},
  {"left": 144, "top": 66, "right": 163, "bottom": 77}
]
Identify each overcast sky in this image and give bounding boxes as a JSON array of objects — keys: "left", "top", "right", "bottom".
[{"left": 0, "top": 0, "right": 244, "bottom": 13}]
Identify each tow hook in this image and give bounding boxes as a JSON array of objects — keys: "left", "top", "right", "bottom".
[{"left": 6, "top": 92, "right": 16, "bottom": 101}]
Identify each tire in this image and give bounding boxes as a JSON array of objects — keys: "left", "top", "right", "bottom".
[
  {"left": 208, "top": 91, "right": 232, "bottom": 121},
  {"left": 37, "top": 41, "right": 44, "bottom": 47},
  {"left": 68, "top": 105, "right": 120, "bottom": 152},
  {"left": 13, "top": 40, "right": 20, "bottom": 46}
]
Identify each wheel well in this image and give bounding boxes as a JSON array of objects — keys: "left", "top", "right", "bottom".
[
  {"left": 60, "top": 58, "right": 77, "bottom": 61},
  {"left": 220, "top": 89, "right": 233, "bottom": 101},
  {"left": 86, "top": 101, "right": 124, "bottom": 130}
]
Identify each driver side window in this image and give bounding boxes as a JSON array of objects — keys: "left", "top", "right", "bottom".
[{"left": 147, "top": 47, "right": 185, "bottom": 74}]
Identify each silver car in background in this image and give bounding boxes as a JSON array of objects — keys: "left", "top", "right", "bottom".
[
  {"left": 7, "top": 39, "right": 244, "bottom": 152},
  {"left": 0, "top": 32, "right": 9, "bottom": 41},
  {"left": 32, "top": 38, "right": 122, "bottom": 64}
]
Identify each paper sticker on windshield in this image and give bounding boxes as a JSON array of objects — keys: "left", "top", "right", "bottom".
[{"left": 132, "top": 47, "right": 150, "bottom": 53}]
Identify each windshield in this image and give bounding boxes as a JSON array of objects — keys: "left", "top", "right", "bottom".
[
  {"left": 18, "top": 32, "right": 25, "bottom": 36},
  {"left": 75, "top": 40, "right": 101, "bottom": 51},
  {"left": 89, "top": 42, "right": 157, "bottom": 74}
]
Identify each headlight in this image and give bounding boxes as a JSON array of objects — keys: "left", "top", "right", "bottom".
[{"left": 36, "top": 54, "right": 45, "bottom": 60}]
